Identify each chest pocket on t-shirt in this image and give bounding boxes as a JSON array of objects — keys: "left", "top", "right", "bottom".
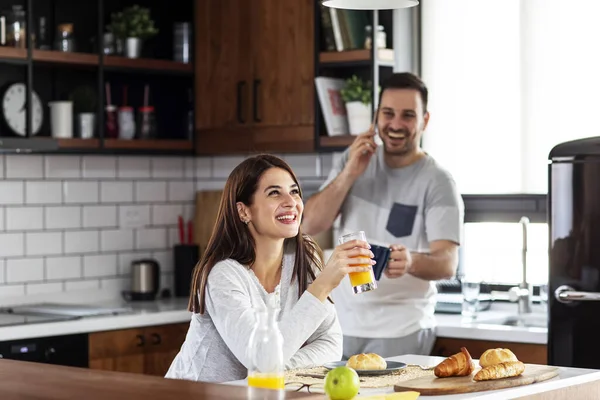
[{"left": 386, "top": 202, "right": 418, "bottom": 238}]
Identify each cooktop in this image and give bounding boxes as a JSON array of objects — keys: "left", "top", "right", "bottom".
[{"left": 0, "top": 313, "right": 77, "bottom": 327}]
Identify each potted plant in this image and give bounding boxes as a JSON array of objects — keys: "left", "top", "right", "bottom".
[
  {"left": 69, "top": 85, "right": 97, "bottom": 139},
  {"left": 107, "top": 5, "right": 158, "bottom": 58},
  {"left": 340, "top": 75, "right": 372, "bottom": 135}
]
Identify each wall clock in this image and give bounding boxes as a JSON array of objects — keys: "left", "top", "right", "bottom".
[{"left": 1, "top": 82, "right": 43, "bottom": 136}]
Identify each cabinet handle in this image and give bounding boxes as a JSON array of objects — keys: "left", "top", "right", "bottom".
[
  {"left": 150, "top": 333, "right": 162, "bottom": 345},
  {"left": 253, "top": 79, "right": 261, "bottom": 122},
  {"left": 136, "top": 334, "right": 145, "bottom": 347},
  {"left": 237, "top": 81, "right": 246, "bottom": 124}
]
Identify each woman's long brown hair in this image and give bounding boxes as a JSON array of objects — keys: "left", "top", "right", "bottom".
[{"left": 188, "top": 154, "right": 325, "bottom": 314}]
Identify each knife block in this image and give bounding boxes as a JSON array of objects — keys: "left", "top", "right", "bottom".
[{"left": 174, "top": 244, "right": 200, "bottom": 298}]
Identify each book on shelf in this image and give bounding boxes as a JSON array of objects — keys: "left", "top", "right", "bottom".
[
  {"left": 320, "top": 5, "right": 369, "bottom": 52},
  {"left": 314, "top": 77, "right": 349, "bottom": 137}
]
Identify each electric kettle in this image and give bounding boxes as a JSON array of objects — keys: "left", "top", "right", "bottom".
[{"left": 122, "top": 259, "right": 160, "bottom": 301}]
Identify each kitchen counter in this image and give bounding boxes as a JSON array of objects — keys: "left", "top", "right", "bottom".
[
  {"left": 225, "top": 354, "right": 600, "bottom": 399},
  {"left": 0, "top": 290, "right": 548, "bottom": 345},
  {"left": 0, "top": 291, "right": 191, "bottom": 341},
  {"left": 434, "top": 300, "right": 547, "bottom": 345},
  {"left": 0, "top": 358, "right": 319, "bottom": 400}
]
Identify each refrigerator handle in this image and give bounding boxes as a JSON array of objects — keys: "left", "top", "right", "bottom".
[{"left": 555, "top": 285, "right": 600, "bottom": 304}]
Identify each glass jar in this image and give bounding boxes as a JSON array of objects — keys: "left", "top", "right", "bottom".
[
  {"left": 55, "top": 23, "right": 75, "bottom": 52},
  {"left": 246, "top": 301, "right": 284, "bottom": 392},
  {"left": 6, "top": 5, "right": 26, "bottom": 49},
  {"left": 117, "top": 106, "right": 135, "bottom": 140},
  {"left": 137, "top": 106, "right": 157, "bottom": 139},
  {"left": 364, "top": 25, "right": 387, "bottom": 50}
]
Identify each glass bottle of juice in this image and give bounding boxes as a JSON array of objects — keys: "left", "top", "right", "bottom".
[{"left": 247, "top": 295, "right": 284, "bottom": 392}]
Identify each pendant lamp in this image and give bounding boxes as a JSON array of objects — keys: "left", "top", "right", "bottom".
[{"left": 322, "top": 0, "right": 419, "bottom": 10}]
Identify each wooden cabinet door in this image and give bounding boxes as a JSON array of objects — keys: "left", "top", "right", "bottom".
[
  {"left": 143, "top": 323, "right": 189, "bottom": 376},
  {"left": 251, "top": 0, "right": 314, "bottom": 128},
  {"left": 195, "top": 0, "right": 253, "bottom": 131},
  {"left": 88, "top": 328, "right": 146, "bottom": 374},
  {"left": 431, "top": 337, "right": 548, "bottom": 365}
]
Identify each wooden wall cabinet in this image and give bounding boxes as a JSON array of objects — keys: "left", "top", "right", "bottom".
[
  {"left": 194, "top": 0, "right": 315, "bottom": 155},
  {"left": 431, "top": 337, "right": 548, "bottom": 365},
  {"left": 88, "top": 323, "right": 188, "bottom": 376}
]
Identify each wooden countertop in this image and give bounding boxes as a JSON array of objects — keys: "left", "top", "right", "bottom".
[{"left": 0, "top": 359, "right": 322, "bottom": 400}]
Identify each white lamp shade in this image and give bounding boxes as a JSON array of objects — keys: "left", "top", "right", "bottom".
[{"left": 322, "top": 0, "right": 419, "bottom": 10}]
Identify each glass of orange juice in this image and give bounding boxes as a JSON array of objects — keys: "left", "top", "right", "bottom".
[{"left": 339, "top": 231, "right": 377, "bottom": 294}]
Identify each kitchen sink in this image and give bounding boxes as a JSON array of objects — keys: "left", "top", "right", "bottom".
[{"left": 479, "top": 314, "right": 548, "bottom": 328}]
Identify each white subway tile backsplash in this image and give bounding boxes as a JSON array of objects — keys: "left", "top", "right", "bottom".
[
  {"left": 212, "top": 156, "right": 244, "bottom": 178},
  {"left": 167, "top": 181, "right": 195, "bottom": 202},
  {"left": 118, "top": 157, "right": 151, "bottom": 178},
  {"left": 152, "top": 204, "right": 183, "bottom": 226},
  {"left": 83, "top": 205, "right": 117, "bottom": 228},
  {"left": 0, "top": 153, "right": 325, "bottom": 298},
  {"left": 65, "top": 280, "right": 99, "bottom": 291},
  {"left": 26, "top": 282, "right": 63, "bottom": 295},
  {"left": 135, "top": 181, "right": 167, "bottom": 202},
  {"left": 283, "top": 154, "right": 319, "bottom": 178},
  {"left": 45, "top": 156, "right": 81, "bottom": 179},
  {"left": 83, "top": 254, "right": 118, "bottom": 278},
  {"left": 82, "top": 156, "right": 117, "bottom": 178},
  {"left": 136, "top": 228, "right": 167, "bottom": 250},
  {"left": 46, "top": 256, "right": 82, "bottom": 280},
  {"left": 64, "top": 230, "right": 99, "bottom": 254},
  {"left": 152, "top": 157, "right": 184, "bottom": 178},
  {"left": 26, "top": 181, "right": 63, "bottom": 204},
  {"left": 0, "top": 233, "right": 24, "bottom": 257},
  {"left": 100, "top": 229, "right": 135, "bottom": 252},
  {"left": 195, "top": 158, "right": 212, "bottom": 178},
  {"left": 26, "top": 232, "right": 63, "bottom": 256},
  {"left": 101, "top": 181, "right": 133, "bottom": 203},
  {"left": 6, "top": 258, "right": 44, "bottom": 283},
  {"left": 45, "top": 206, "right": 81, "bottom": 229},
  {"left": 6, "top": 207, "right": 44, "bottom": 231},
  {"left": 0, "top": 182, "right": 23, "bottom": 205},
  {"left": 63, "top": 181, "right": 98, "bottom": 204},
  {"left": 6, "top": 155, "right": 44, "bottom": 179}
]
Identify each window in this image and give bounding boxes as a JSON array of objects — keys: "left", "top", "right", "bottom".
[
  {"left": 462, "top": 222, "right": 548, "bottom": 285},
  {"left": 420, "top": 0, "right": 600, "bottom": 195}
]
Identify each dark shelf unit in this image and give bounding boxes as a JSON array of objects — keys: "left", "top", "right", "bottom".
[
  {"left": 314, "top": 5, "right": 396, "bottom": 153},
  {"left": 0, "top": 0, "right": 195, "bottom": 155}
]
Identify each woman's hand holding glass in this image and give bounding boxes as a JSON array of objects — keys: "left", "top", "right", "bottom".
[{"left": 308, "top": 239, "right": 374, "bottom": 301}]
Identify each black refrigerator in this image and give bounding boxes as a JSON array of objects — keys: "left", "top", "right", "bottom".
[{"left": 548, "top": 136, "right": 600, "bottom": 368}]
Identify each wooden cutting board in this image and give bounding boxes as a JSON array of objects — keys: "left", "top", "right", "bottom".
[
  {"left": 394, "top": 364, "right": 559, "bottom": 396},
  {"left": 193, "top": 190, "right": 224, "bottom": 251}
]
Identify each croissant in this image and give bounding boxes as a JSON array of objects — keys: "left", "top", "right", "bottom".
[
  {"left": 474, "top": 361, "right": 525, "bottom": 381},
  {"left": 479, "top": 348, "right": 519, "bottom": 367},
  {"left": 434, "top": 347, "right": 475, "bottom": 378},
  {"left": 346, "top": 353, "right": 387, "bottom": 370}
]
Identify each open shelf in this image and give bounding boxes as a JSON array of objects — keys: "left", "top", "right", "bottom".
[
  {"left": 33, "top": 50, "right": 99, "bottom": 66},
  {"left": 319, "top": 135, "right": 355, "bottom": 148},
  {"left": 104, "top": 56, "right": 193, "bottom": 74},
  {"left": 0, "top": 47, "right": 27, "bottom": 63},
  {"left": 319, "top": 48, "right": 394, "bottom": 67},
  {"left": 104, "top": 139, "right": 194, "bottom": 151},
  {"left": 56, "top": 138, "right": 101, "bottom": 149}
]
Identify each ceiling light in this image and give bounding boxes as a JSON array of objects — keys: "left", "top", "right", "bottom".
[{"left": 322, "top": 0, "right": 419, "bottom": 10}]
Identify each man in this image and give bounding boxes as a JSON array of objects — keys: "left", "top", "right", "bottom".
[{"left": 303, "top": 72, "right": 464, "bottom": 359}]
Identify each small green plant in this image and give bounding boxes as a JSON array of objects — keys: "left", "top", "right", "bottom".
[
  {"left": 340, "top": 75, "right": 372, "bottom": 105},
  {"left": 107, "top": 5, "right": 158, "bottom": 40},
  {"left": 70, "top": 85, "right": 97, "bottom": 114}
]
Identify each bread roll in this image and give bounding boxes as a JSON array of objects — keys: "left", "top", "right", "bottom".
[
  {"left": 479, "top": 348, "right": 519, "bottom": 367},
  {"left": 346, "top": 353, "right": 387, "bottom": 370},
  {"left": 474, "top": 361, "right": 525, "bottom": 381}
]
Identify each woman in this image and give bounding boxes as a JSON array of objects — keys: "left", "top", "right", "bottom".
[{"left": 165, "top": 154, "right": 374, "bottom": 383}]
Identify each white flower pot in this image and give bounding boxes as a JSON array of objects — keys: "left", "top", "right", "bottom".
[{"left": 346, "top": 101, "right": 372, "bottom": 135}]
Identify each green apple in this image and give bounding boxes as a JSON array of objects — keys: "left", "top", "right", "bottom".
[{"left": 324, "top": 366, "right": 360, "bottom": 400}]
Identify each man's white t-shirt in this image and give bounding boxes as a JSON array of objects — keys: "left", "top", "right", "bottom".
[{"left": 320, "top": 146, "right": 464, "bottom": 339}]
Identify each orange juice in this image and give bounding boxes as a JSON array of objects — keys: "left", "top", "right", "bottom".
[
  {"left": 349, "top": 267, "right": 375, "bottom": 287},
  {"left": 248, "top": 373, "right": 285, "bottom": 390}
]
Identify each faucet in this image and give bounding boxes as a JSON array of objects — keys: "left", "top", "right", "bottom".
[{"left": 508, "top": 216, "right": 533, "bottom": 314}]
